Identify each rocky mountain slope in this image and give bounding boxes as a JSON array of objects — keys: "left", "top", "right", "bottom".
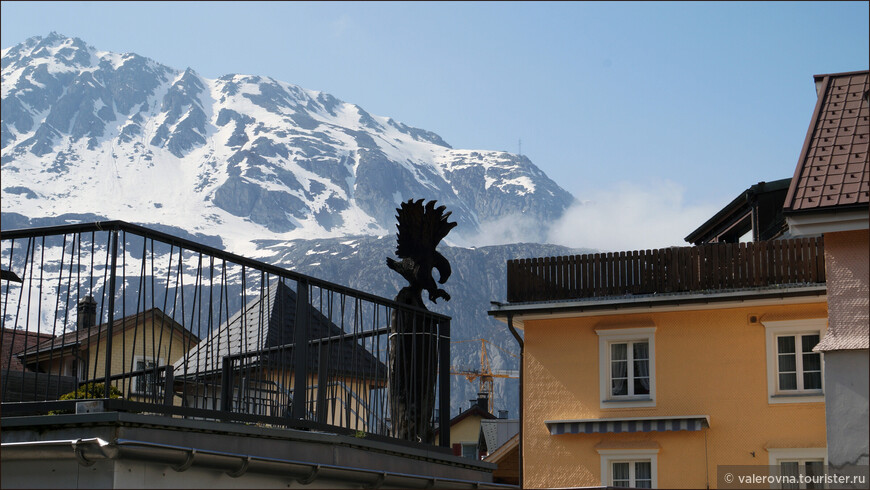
[
  {"left": 2, "top": 33, "right": 574, "bottom": 252},
  {"left": 1, "top": 33, "right": 586, "bottom": 414}
]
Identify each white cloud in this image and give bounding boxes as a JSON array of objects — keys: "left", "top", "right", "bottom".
[
  {"left": 545, "top": 180, "right": 720, "bottom": 252},
  {"left": 454, "top": 212, "right": 549, "bottom": 248}
]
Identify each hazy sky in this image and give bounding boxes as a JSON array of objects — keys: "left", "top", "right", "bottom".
[{"left": 2, "top": 1, "right": 868, "bottom": 250}]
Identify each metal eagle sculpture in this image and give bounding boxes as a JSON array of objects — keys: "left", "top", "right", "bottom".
[{"left": 387, "top": 199, "right": 457, "bottom": 442}]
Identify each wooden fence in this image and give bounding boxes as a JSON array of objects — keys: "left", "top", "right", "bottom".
[{"left": 506, "top": 237, "right": 826, "bottom": 303}]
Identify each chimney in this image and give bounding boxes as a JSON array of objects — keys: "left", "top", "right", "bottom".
[
  {"left": 498, "top": 410, "right": 509, "bottom": 419},
  {"left": 476, "top": 392, "right": 489, "bottom": 412},
  {"left": 77, "top": 295, "right": 97, "bottom": 330}
]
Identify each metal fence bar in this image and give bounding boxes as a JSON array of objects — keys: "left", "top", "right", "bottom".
[{"left": 1, "top": 221, "right": 450, "bottom": 448}]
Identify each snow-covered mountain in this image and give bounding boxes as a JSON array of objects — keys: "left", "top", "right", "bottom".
[
  {"left": 1, "top": 33, "right": 584, "bottom": 414},
  {"left": 2, "top": 33, "right": 574, "bottom": 253}
]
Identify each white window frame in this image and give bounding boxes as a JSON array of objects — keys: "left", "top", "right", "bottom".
[
  {"left": 598, "top": 448, "right": 658, "bottom": 488},
  {"left": 763, "top": 319, "right": 826, "bottom": 404},
  {"left": 132, "top": 355, "right": 163, "bottom": 395},
  {"left": 767, "top": 448, "right": 827, "bottom": 489},
  {"left": 597, "top": 327, "right": 656, "bottom": 408}
]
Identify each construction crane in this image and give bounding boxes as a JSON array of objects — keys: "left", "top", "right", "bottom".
[{"left": 450, "top": 339, "right": 519, "bottom": 413}]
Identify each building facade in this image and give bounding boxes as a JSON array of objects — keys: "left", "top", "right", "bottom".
[
  {"left": 783, "top": 69, "right": 869, "bottom": 472},
  {"left": 490, "top": 239, "right": 829, "bottom": 488}
]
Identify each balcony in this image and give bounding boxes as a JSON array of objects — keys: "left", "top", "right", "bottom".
[
  {"left": 1, "top": 221, "right": 451, "bottom": 449},
  {"left": 506, "top": 237, "right": 826, "bottom": 304}
]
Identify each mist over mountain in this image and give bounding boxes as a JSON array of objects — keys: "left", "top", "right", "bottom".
[{"left": 1, "top": 33, "right": 586, "bottom": 413}]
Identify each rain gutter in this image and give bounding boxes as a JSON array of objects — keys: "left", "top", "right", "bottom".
[
  {"left": 1, "top": 438, "right": 517, "bottom": 489},
  {"left": 505, "top": 313, "right": 523, "bottom": 488},
  {"left": 489, "top": 285, "right": 827, "bottom": 322}
]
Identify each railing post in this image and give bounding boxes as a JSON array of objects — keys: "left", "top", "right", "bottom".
[
  {"left": 438, "top": 318, "right": 451, "bottom": 448},
  {"left": 315, "top": 341, "right": 328, "bottom": 424},
  {"left": 163, "top": 365, "right": 174, "bottom": 406},
  {"left": 292, "top": 279, "right": 310, "bottom": 420},
  {"left": 103, "top": 229, "right": 119, "bottom": 400},
  {"left": 220, "top": 357, "right": 233, "bottom": 412}
]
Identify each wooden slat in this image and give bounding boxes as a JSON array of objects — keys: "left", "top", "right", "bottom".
[{"left": 503, "top": 238, "right": 827, "bottom": 303}]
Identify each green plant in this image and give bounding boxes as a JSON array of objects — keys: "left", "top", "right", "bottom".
[
  {"left": 48, "top": 382, "right": 123, "bottom": 414},
  {"left": 353, "top": 430, "right": 367, "bottom": 439},
  {"left": 59, "top": 382, "right": 123, "bottom": 400}
]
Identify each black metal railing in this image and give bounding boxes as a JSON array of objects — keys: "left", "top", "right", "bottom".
[{"left": 0, "top": 221, "right": 450, "bottom": 447}]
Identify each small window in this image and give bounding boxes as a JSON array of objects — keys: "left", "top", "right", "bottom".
[
  {"left": 776, "top": 333, "right": 822, "bottom": 392},
  {"left": 610, "top": 341, "right": 650, "bottom": 397},
  {"left": 612, "top": 460, "right": 653, "bottom": 488},
  {"left": 763, "top": 319, "right": 826, "bottom": 404},
  {"left": 597, "top": 327, "right": 656, "bottom": 408},
  {"left": 768, "top": 448, "right": 827, "bottom": 490},
  {"left": 133, "top": 356, "right": 162, "bottom": 395},
  {"left": 599, "top": 449, "right": 658, "bottom": 488},
  {"left": 779, "top": 459, "right": 824, "bottom": 489},
  {"left": 461, "top": 442, "right": 478, "bottom": 460}
]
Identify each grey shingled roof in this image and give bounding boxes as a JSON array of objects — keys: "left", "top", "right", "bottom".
[{"left": 175, "top": 281, "right": 387, "bottom": 379}]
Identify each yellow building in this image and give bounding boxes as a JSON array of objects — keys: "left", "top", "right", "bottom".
[
  {"left": 19, "top": 300, "right": 199, "bottom": 402},
  {"left": 175, "top": 281, "right": 387, "bottom": 431},
  {"left": 434, "top": 395, "right": 496, "bottom": 458},
  {"left": 490, "top": 238, "right": 829, "bottom": 488}
]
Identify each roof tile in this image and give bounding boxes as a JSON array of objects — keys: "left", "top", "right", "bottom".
[{"left": 786, "top": 70, "right": 870, "bottom": 214}]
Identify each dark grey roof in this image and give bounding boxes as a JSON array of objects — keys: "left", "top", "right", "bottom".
[{"left": 175, "top": 281, "right": 386, "bottom": 379}]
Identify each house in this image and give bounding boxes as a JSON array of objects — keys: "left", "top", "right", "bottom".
[
  {"left": 1, "top": 221, "right": 499, "bottom": 489},
  {"left": 16, "top": 298, "right": 200, "bottom": 402},
  {"left": 479, "top": 415, "right": 520, "bottom": 485},
  {"left": 484, "top": 433, "right": 519, "bottom": 486},
  {"left": 684, "top": 177, "right": 792, "bottom": 245},
  {"left": 0, "top": 328, "right": 71, "bottom": 402},
  {"left": 174, "top": 280, "right": 387, "bottom": 431},
  {"left": 489, "top": 234, "right": 829, "bottom": 488},
  {"left": 782, "top": 69, "right": 869, "bottom": 472},
  {"left": 479, "top": 414, "right": 519, "bottom": 458},
  {"left": 435, "top": 393, "right": 496, "bottom": 459},
  {"left": 2, "top": 328, "right": 55, "bottom": 372}
]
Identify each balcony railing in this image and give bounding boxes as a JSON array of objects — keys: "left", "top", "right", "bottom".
[
  {"left": 506, "top": 237, "right": 826, "bottom": 303},
  {"left": 1, "top": 221, "right": 450, "bottom": 448}
]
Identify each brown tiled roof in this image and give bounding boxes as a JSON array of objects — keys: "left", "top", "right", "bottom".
[
  {"left": 784, "top": 70, "right": 870, "bottom": 213},
  {"left": 1, "top": 328, "right": 55, "bottom": 371}
]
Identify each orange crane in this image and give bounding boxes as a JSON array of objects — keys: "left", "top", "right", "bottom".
[{"left": 450, "top": 338, "right": 519, "bottom": 413}]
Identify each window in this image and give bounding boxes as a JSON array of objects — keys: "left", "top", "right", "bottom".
[
  {"left": 133, "top": 356, "right": 162, "bottom": 395},
  {"left": 768, "top": 448, "right": 827, "bottom": 489},
  {"left": 763, "top": 319, "right": 826, "bottom": 404},
  {"left": 597, "top": 327, "right": 656, "bottom": 408},
  {"left": 776, "top": 333, "right": 822, "bottom": 391},
  {"left": 599, "top": 449, "right": 658, "bottom": 488},
  {"left": 461, "top": 442, "right": 478, "bottom": 460},
  {"left": 610, "top": 341, "right": 650, "bottom": 397}
]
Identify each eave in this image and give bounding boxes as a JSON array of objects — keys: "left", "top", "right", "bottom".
[{"left": 489, "top": 285, "right": 827, "bottom": 328}]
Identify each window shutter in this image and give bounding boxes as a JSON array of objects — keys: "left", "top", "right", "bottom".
[{"left": 452, "top": 443, "right": 461, "bottom": 456}]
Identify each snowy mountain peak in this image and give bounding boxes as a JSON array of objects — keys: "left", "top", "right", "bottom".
[{"left": 2, "top": 34, "right": 574, "bottom": 253}]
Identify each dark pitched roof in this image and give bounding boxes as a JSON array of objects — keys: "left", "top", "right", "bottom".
[
  {"left": 685, "top": 178, "right": 791, "bottom": 245},
  {"left": 175, "top": 281, "right": 387, "bottom": 379},
  {"left": 784, "top": 70, "right": 869, "bottom": 214}
]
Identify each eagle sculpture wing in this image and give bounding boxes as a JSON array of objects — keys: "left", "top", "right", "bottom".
[{"left": 389, "top": 199, "right": 457, "bottom": 302}]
